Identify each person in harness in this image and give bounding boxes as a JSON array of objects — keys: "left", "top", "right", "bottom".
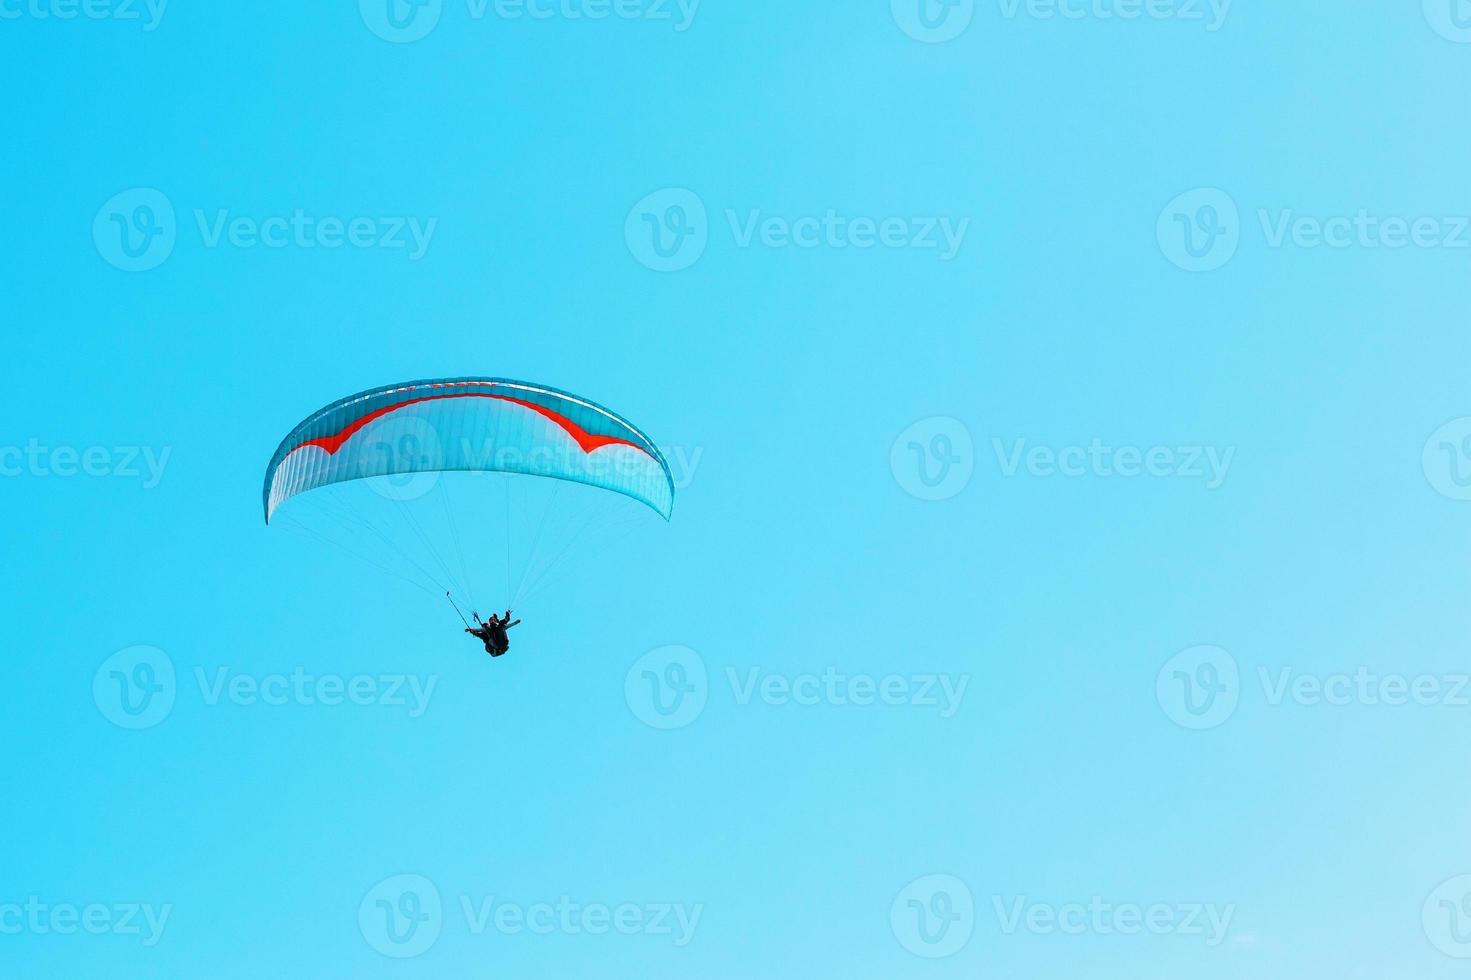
[{"left": 466, "top": 610, "right": 521, "bottom": 657}]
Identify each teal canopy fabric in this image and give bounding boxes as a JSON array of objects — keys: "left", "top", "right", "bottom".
[{"left": 263, "top": 378, "right": 674, "bottom": 523}]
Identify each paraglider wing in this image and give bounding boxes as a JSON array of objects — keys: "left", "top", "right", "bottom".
[{"left": 262, "top": 377, "right": 674, "bottom": 523}]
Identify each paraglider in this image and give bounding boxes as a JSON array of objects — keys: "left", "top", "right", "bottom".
[
  {"left": 444, "top": 592, "right": 520, "bottom": 658},
  {"left": 262, "top": 377, "right": 673, "bottom": 657},
  {"left": 466, "top": 611, "right": 521, "bottom": 657}
]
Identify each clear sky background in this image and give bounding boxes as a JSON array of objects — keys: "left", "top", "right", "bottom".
[{"left": 6, "top": 2, "right": 1471, "bottom": 977}]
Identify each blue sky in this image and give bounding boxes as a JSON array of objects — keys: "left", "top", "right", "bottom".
[{"left": 6, "top": 2, "right": 1471, "bottom": 977}]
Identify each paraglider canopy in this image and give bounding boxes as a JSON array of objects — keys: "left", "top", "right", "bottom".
[{"left": 262, "top": 377, "right": 674, "bottom": 524}]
